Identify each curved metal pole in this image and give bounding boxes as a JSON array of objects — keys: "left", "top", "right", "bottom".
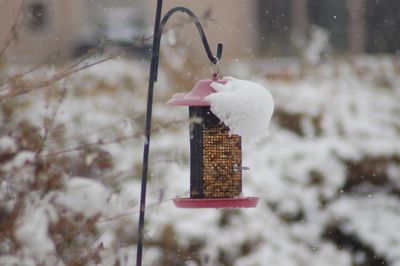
[
  {"left": 136, "top": 1, "right": 223, "bottom": 265},
  {"left": 153, "top": 6, "right": 223, "bottom": 81}
]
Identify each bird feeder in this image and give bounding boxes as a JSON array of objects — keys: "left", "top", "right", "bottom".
[
  {"left": 136, "top": 3, "right": 260, "bottom": 264},
  {"left": 167, "top": 77, "right": 259, "bottom": 208}
]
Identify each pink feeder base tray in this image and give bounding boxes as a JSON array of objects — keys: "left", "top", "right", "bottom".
[{"left": 173, "top": 197, "right": 259, "bottom": 209}]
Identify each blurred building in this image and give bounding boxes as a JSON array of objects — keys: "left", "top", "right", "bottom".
[
  {"left": 0, "top": 0, "right": 83, "bottom": 62},
  {"left": 0, "top": 0, "right": 399, "bottom": 64},
  {"left": 0, "top": 0, "right": 148, "bottom": 63},
  {"left": 258, "top": 0, "right": 400, "bottom": 56}
]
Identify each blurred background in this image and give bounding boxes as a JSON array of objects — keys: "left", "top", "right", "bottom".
[
  {"left": 2, "top": 0, "right": 400, "bottom": 63},
  {"left": 0, "top": 1, "right": 400, "bottom": 266}
]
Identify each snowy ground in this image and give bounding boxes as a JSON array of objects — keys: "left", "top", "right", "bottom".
[{"left": 1, "top": 56, "right": 400, "bottom": 266}]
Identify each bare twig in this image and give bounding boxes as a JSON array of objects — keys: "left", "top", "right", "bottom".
[
  {"left": 39, "top": 80, "right": 68, "bottom": 154},
  {"left": 0, "top": 48, "right": 97, "bottom": 88},
  {"left": 0, "top": 8, "right": 213, "bottom": 101},
  {"left": 96, "top": 191, "right": 189, "bottom": 224},
  {"left": 62, "top": 115, "right": 143, "bottom": 144},
  {"left": 0, "top": 53, "right": 121, "bottom": 100},
  {"left": 43, "top": 119, "right": 187, "bottom": 157},
  {"left": 0, "top": 0, "right": 26, "bottom": 60}
]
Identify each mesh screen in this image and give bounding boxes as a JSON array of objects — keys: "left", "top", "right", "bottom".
[{"left": 202, "top": 124, "right": 242, "bottom": 198}]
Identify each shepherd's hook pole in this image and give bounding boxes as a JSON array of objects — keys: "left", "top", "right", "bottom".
[
  {"left": 136, "top": 1, "right": 223, "bottom": 265},
  {"left": 136, "top": 0, "right": 163, "bottom": 265}
]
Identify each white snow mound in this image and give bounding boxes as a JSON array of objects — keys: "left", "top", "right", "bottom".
[
  {"left": 56, "top": 177, "right": 110, "bottom": 218},
  {"left": 205, "top": 76, "right": 274, "bottom": 142}
]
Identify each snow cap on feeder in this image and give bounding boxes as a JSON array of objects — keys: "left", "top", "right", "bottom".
[{"left": 167, "top": 74, "right": 262, "bottom": 209}]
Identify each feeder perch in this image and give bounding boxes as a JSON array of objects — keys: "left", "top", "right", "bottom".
[{"left": 168, "top": 78, "right": 259, "bottom": 208}]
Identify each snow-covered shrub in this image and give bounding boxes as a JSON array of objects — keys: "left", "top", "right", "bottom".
[
  {"left": 0, "top": 59, "right": 147, "bottom": 265},
  {"left": 1, "top": 54, "right": 400, "bottom": 266}
]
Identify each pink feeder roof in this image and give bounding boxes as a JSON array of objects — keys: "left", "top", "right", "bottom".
[{"left": 167, "top": 79, "right": 227, "bottom": 106}]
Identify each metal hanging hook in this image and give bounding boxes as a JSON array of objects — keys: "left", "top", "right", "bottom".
[
  {"left": 210, "top": 56, "right": 220, "bottom": 79},
  {"left": 152, "top": 6, "right": 224, "bottom": 81}
]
